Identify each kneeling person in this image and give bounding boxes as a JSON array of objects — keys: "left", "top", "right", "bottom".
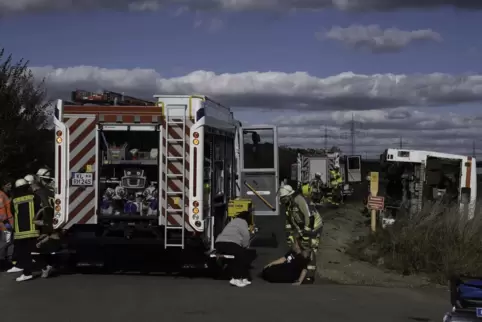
[
  {"left": 262, "top": 239, "right": 310, "bottom": 285},
  {"left": 214, "top": 211, "right": 252, "bottom": 287}
]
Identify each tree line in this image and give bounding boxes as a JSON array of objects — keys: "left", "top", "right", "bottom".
[{"left": 0, "top": 49, "right": 54, "bottom": 181}]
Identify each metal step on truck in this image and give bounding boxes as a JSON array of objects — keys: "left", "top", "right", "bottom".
[{"left": 52, "top": 90, "right": 280, "bottom": 272}]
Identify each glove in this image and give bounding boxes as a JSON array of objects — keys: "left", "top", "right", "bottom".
[{"left": 302, "top": 226, "right": 313, "bottom": 236}]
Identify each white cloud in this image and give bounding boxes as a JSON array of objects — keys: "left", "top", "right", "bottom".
[
  {"left": 1, "top": 0, "right": 481, "bottom": 15},
  {"left": 31, "top": 66, "right": 482, "bottom": 111},
  {"left": 29, "top": 65, "right": 482, "bottom": 158},
  {"left": 318, "top": 25, "right": 442, "bottom": 53}
]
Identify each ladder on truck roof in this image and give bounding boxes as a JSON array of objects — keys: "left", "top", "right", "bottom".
[{"left": 164, "top": 106, "right": 187, "bottom": 249}]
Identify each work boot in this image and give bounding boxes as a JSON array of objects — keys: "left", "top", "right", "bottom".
[
  {"left": 16, "top": 274, "right": 33, "bottom": 282},
  {"left": 6, "top": 266, "right": 23, "bottom": 273},
  {"left": 41, "top": 265, "right": 53, "bottom": 278}
]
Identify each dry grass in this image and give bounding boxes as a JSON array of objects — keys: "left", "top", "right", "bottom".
[{"left": 349, "top": 202, "right": 482, "bottom": 284}]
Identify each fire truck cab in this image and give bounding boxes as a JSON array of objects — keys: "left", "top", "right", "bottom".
[{"left": 53, "top": 90, "right": 279, "bottom": 268}]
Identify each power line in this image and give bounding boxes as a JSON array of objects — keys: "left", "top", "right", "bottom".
[
  {"left": 350, "top": 113, "right": 355, "bottom": 155},
  {"left": 324, "top": 126, "right": 327, "bottom": 151}
]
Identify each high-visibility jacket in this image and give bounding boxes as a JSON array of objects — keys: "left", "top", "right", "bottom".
[
  {"left": 12, "top": 193, "right": 41, "bottom": 239},
  {"left": 330, "top": 170, "right": 342, "bottom": 187},
  {"left": 286, "top": 194, "right": 323, "bottom": 233},
  {"left": 0, "top": 190, "right": 13, "bottom": 231}
]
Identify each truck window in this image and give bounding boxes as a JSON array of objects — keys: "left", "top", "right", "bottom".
[
  {"left": 348, "top": 157, "right": 360, "bottom": 170},
  {"left": 243, "top": 129, "right": 274, "bottom": 169}
]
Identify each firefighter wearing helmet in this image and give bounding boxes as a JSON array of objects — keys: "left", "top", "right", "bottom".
[
  {"left": 327, "top": 166, "right": 343, "bottom": 206},
  {"left": 36, "top": 168, "right": 54, "bottom": 193},
  {"left": 279, "top": 184, "right": 323, "bottom": 284},
  {"left": 310, "top": 172, "right": 324, "bottom": 204},
  {"left": 7, "top": 179, "right": 42, "bottom": 282}
]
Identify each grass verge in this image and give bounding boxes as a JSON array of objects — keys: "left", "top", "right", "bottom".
[{"left": 348, "top": 203, "right": 482, "bottom": 284}]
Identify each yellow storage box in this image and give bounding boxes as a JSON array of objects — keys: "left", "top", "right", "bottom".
[{"left": 227, "top": 198, "right": 255, "bottom": 229}]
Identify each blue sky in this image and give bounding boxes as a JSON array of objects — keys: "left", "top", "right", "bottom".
[
  {"left": 2, "top": 8, "right": 481, "bottom": 75},
  {"left": 1, "top": 1, "right": 482, "bottom": 157}
]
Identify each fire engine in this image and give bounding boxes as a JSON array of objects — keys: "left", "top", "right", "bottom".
[{"left": 52, "top": 90, "right": 279, "bottom": 268}]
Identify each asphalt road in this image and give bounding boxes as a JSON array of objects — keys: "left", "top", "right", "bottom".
[{"left": 1, "top": 270, "right": 448, "bottom": 322}]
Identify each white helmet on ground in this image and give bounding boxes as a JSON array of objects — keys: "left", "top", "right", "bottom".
[
  {"left": 24, "top": 174, "right": 35, "bottom": 185},
  {"left": 15, "top": 179, "right": 28, "bottom": 188},
  {"left": 279, "top": 184, "right": 295, "bottom": 198}
]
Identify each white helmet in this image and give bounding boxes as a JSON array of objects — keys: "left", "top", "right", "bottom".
[
  {"left": 279, "top": 184, "right": 295, "bottom": 198},
  {"left": 315, "top": 172, "right": 321, "bottom": 178},
  {"left": 15, "top": 179, "right": 28, "bottom": 188},
  {"left": 24, "top": 174, "right": 35, "bottom": 185},
  {"left": 36, "top": 168, "right": 51, "bottom": 179}
]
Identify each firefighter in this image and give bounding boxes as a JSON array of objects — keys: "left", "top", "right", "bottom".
[
  {"left": 36, "top": 168, "right": 54, "bottom": 193},
  {"left": 0, "top": 177, "right": 14, "bottom": 271},
  {"left": 326, "top": 166, "right": 343, "bottom": 206},
  {"left": 301, "top": 181, "right": 312, "bottom": 200},
  {"left": 8, "top": 179, "right": 42, "bottom": 282},
  {"left": 279, "top": 184, "right": 323, "bottom": 283},
  {"left": 310, "top": 172, "right": 324, "bottom": 204},
  {"left": 30, "top": 178, "right": 56, "bottom": 278}
]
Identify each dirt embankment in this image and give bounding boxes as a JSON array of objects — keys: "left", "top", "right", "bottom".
[{"left": 316, "top": 203, "right": 440, "bottom": 288}]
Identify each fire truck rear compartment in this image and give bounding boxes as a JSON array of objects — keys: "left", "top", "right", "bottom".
[{"left": 97, "top": 128, "right": 160, "bottom": 220}]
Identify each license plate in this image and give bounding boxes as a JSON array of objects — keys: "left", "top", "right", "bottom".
[
  {"left": 476, "top": 308, "right": 482, "bottom": 317},
  {"left": 71, "top": 172, "right": 93, "bottom": 186}
]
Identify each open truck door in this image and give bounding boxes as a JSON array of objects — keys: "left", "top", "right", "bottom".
[
  {"left": 345, "top": 155, "right": 362, "bottom": 183},
  {"left": 238, "top": 125, "right": 280, "bottom": 247},
  {"left": 238, "top": 126, "right": 279, "bottom": 216}
]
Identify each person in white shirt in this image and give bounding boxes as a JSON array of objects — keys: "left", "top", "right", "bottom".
[{"left": 215, "top": 211, "right": 252, "bottom": 287}]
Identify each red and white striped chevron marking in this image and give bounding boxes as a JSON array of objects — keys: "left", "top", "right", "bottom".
[
  {"left": 160, "top": 117, "right": 194, "bottom": 231},
  {"left": 64, "top": 116, "right": 97, "bottom": 228}
]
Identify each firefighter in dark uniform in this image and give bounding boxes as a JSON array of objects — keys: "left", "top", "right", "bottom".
[
  {"left": 279, "top": 184, "right": 323, "bottom": 284},
  {"left": 10, "top": 178, "right": 41, "bottom": 282},
  {"left": 30, "top": 179, "right": 57, "bottom": 278}
]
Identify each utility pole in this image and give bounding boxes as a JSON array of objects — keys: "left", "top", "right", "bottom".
[
  {"left": 473, "top": 140, "right": 476, "bottom": 157},
  {"left": 324, "top": 126, "right": 328, "bottom": 152},
  {"left": 399, "top": 136, "right": 403, "bottom": 149},
  {"left": 350, "top": 113, "right": 355, "bottom": 155}
]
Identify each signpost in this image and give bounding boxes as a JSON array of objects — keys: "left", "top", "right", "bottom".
[{"left": 369, "top": 172, "right": 379, "bottom": 233}]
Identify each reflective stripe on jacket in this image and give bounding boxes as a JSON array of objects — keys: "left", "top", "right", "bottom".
[
  {"left": 13, "top": 194, "right": 40, "bottom": 239},
  {"left": 287, "top": 194, "right": 323, "bottom": 231},
  {"left": 330, "top": 170, "right": 342, "bottom": 186}
]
